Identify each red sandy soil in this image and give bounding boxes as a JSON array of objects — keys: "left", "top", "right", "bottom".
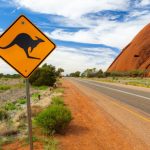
[
  {"left": 3, "top": 79, "right": 147, "bottom": 150},
  {"left": 108, "top": 23, "right": 150, "bottom": 76},
  {"left": 56, "top": 79, "right": 146, "bottom": 150},
  {"left": 3, "top": 141, "right": 43, "bottom": 150}
]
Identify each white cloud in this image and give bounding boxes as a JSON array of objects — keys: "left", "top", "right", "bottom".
[
  {"left": 1, "top": 0, "right": 150, "bottom": 74},
  {"left": 14, "top": 0, "right": 129, "bottom": 19},
  {"left": 0, "top": 45, "right": 116, "bottom": 74},
  {"left": 0, "top": 60, "right": 17, "bottom": 74},
  {"left": 48, "top": 29, "right": 99, "bottom": 44},
  {"left": 43, "top": 46, "right": 116, "bottom": 74},
  {"left": 48, "top": 12, "right": 150, "bottom": 49},
  {"left": 14, "top": 0, "right": 150, "bottom": 50},
  {"left": 0, "top": 28, "right": 3, "bottom": 34},
  {"left": 128, "top": 10, "right": 149, "bottom": 18},
  {"left": 140, "top": 0, "right": 150, "bottom": 5},
  {"left": 0, "top": 30, "right": 15, "bottom": 74}
]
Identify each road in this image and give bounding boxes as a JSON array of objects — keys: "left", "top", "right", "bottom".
[
  {"left": 72, "top": 78, "right": 150, "bottom": 115},
  {"left": 66, "top": 78, "right": 150, "bottom": 148}
]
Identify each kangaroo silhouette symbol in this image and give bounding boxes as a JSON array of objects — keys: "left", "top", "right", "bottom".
[{"left": 0, "top": 33, "right": 44, "bottom": 60}]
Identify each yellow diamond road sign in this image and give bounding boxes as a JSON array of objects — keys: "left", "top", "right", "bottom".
[{"left": 0, "top": 15, "right": 56, "bottom": 78}]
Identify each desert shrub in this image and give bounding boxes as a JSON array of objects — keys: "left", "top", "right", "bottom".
[
  {"left": 51, "top": 96, "right": 65, "bottom": 106},
  {"left": 0, "top": 85, "right": 11, "bottom": 91},
  {"left": 31, "top": 93, "right": 40, "bottom": 101},
  {"left": 29, "top": 64, "right": 57, "bottom": 86},
  {"left": 103, "top": 72, "right": 111, "bottom": 77},
  {"left": 69, "top": 71, "right": 81, "bottom": 77},
  {"left": 0, "top": 74, "right": 20, "bottom": 78},
  {"left": 0, "top": 109, "right": 8, "bottom": 121},
  {"left": 53, "top": 88, "right": 64, "bottom": 93},
  {"left": 33, "top": 86, "right": 48, "bottom": 90},
  {"left": 44, "top": 137, "right": 58, "bottom": 150},
  {"left": 0, "top": 136, "right": 14, "bottom": 147},
  {"left": 24, "top": 136, "right": 38, "bottom": 144},
  {"left": 17, "top": 98, "right": 26, "bottom": 104},
  {"left": 4, "top": 102, "right": 16, "bottom": 111},
  {"left": 129, "top": 70, "right": 145, "bottom": 77},
  {"left": 35, "top": 105, "right": 72, "bottom": 134},
  {"left": 103, "top": 70, "right": 145, "bottom": 78}
]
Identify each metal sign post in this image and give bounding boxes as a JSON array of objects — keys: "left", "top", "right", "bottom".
[
  {"left": 0, "top": 15, "right": 56, "bottom": 150},
  {"left": 26, "top": 79, "right": 33, "bottom": 150}
]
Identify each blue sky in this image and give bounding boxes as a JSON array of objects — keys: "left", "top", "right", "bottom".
[{"left": 0, "top": 0, "right": 150, "bottom": 74}]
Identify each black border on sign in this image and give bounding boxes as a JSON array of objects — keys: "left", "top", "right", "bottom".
[{"left": 0, "top": 15, "right": 56, "bottom": 78}]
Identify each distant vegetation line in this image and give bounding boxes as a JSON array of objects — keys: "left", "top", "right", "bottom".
[
  {"left": 1, "top": 66, "right": 149, "bottom": 82},
  {"left": 0, "top": 73, "right": 20, "bottom": 78},
  {"left": 0, "top": 63, "right": 64, "bottom": 87},
  {"left": 67, "top": 68, "right": 149, "bottom": 78}
]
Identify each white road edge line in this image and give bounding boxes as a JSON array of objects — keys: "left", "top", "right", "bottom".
[{"left": 75, "top": 79, "right": 150, "bottom": 101}]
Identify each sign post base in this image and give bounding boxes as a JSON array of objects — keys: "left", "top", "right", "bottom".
[{"left": 26, "top": 79, "right": 33, "bottom": 150}]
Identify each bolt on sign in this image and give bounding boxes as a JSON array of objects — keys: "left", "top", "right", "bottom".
[{"left": 0, "top": 15, "right": 56, "bottom": 78}]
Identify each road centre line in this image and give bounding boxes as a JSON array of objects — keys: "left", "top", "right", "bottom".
[
  {"left": 109, "top": 100, "right": 150, "bottom": 122},
  {"left": 76, "top": 79, "right": 150, "bottom": 101},
  {"left": 74, "top": 79, "right": 150, "bottom": 122}
]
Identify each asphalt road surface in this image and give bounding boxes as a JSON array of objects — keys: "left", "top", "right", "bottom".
[
  {"left": 66, "top": 78, "right": 150, "bottom": 147},
  {"left": 71, "top": 78, "right": 150, "bottom": 115}
]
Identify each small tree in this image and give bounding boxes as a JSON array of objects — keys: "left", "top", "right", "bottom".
[
  {"left": 69, "top": 71, "right": 80, "bottom": 77},
  {"left": 97, "top": 69, "right": 104, "bottom": 78},
  {"left": 74, "top": 71, "right": 80, "bottom": 77},
  {"left": 56, "top": 68, "right": 64, "bottom": 77},
  {"left": 103, "top": 72, "right": 111, "bottom": 77},
  {"left": 29, "top": 63, "right": 57, "bottom": 86}
]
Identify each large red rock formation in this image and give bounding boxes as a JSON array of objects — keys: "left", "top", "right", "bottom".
[{"left": 108, "top": 24, "right": 150, "bottom": 75}]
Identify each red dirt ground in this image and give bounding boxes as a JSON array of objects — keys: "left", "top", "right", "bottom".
[
  {"left": 3, "top": 79, "right": 146, "bottom": 150},
  {"left": 3, "top": 141, "right": 43, "bottom": 150},
  {"left": 56, "top": 79, "right": 146, "bottom": 150}
]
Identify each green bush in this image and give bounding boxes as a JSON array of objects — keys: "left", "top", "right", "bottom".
[
  {"left": 25, "top": 136, "right": 38, "bottom": 144},
  {"left": 35, "top": 105, "right": 72, "bottom": 134},
  {"left": 31, "top": 93, "right": 39, "bottom": 101},
  {"left": 129, "top": 70, "right": 145, "bottom": 77},
  {"left": 51, "top": 96, "right": 65, "bottom": 106},
  {"left": 0, "top": 85, "right": 11, "bottom": 91},
  {"left": 0, "top": 109, "right": 8, "bottom": 121},
  {"left": 104, "top": 70, "right": 145, "bottom": 78},
  {"left": 44, "top": 137, "right": 58, "bottom": 150},
  {"left": 53, "top": 88, "right": 64, "bottom": 93},
  {"left": 29, "top": 63, "right": 57, "bottom": 86},
  {"left": 33, "top": 86, "right": 48, "bottom": 90},
  {"left": 17, "top": 98, "right": 26, "bottom": 104},
  {"left": 4, "top": 102, "right": 17, "bottom": 111}
]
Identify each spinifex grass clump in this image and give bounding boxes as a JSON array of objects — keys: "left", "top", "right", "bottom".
[
  {"left": 17, "top": 98, "right": 26, "bottom": 105},
  {"left": 0, "top": 85, "right": 11, "bottom": 91},
  {"left": 51, "top": 96, "right": 65, "bottom": 106},
  {"left": 33, "top": 86, "right": 48, "bottom": 90},
  {"left": 31, "top": 93, "right": 40, "bottom": 101},
  {"left": 0, "top": 109, "right": 8, "bottom": 121},
  {"left": 53, "top": 88, "right": 64, "bottom": 93},
  {"left": 4, "top": 102, "right": 17, "bottom": 111},
  {"left": 35, "top": 105, "right": 72, "bottom": 135}
]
